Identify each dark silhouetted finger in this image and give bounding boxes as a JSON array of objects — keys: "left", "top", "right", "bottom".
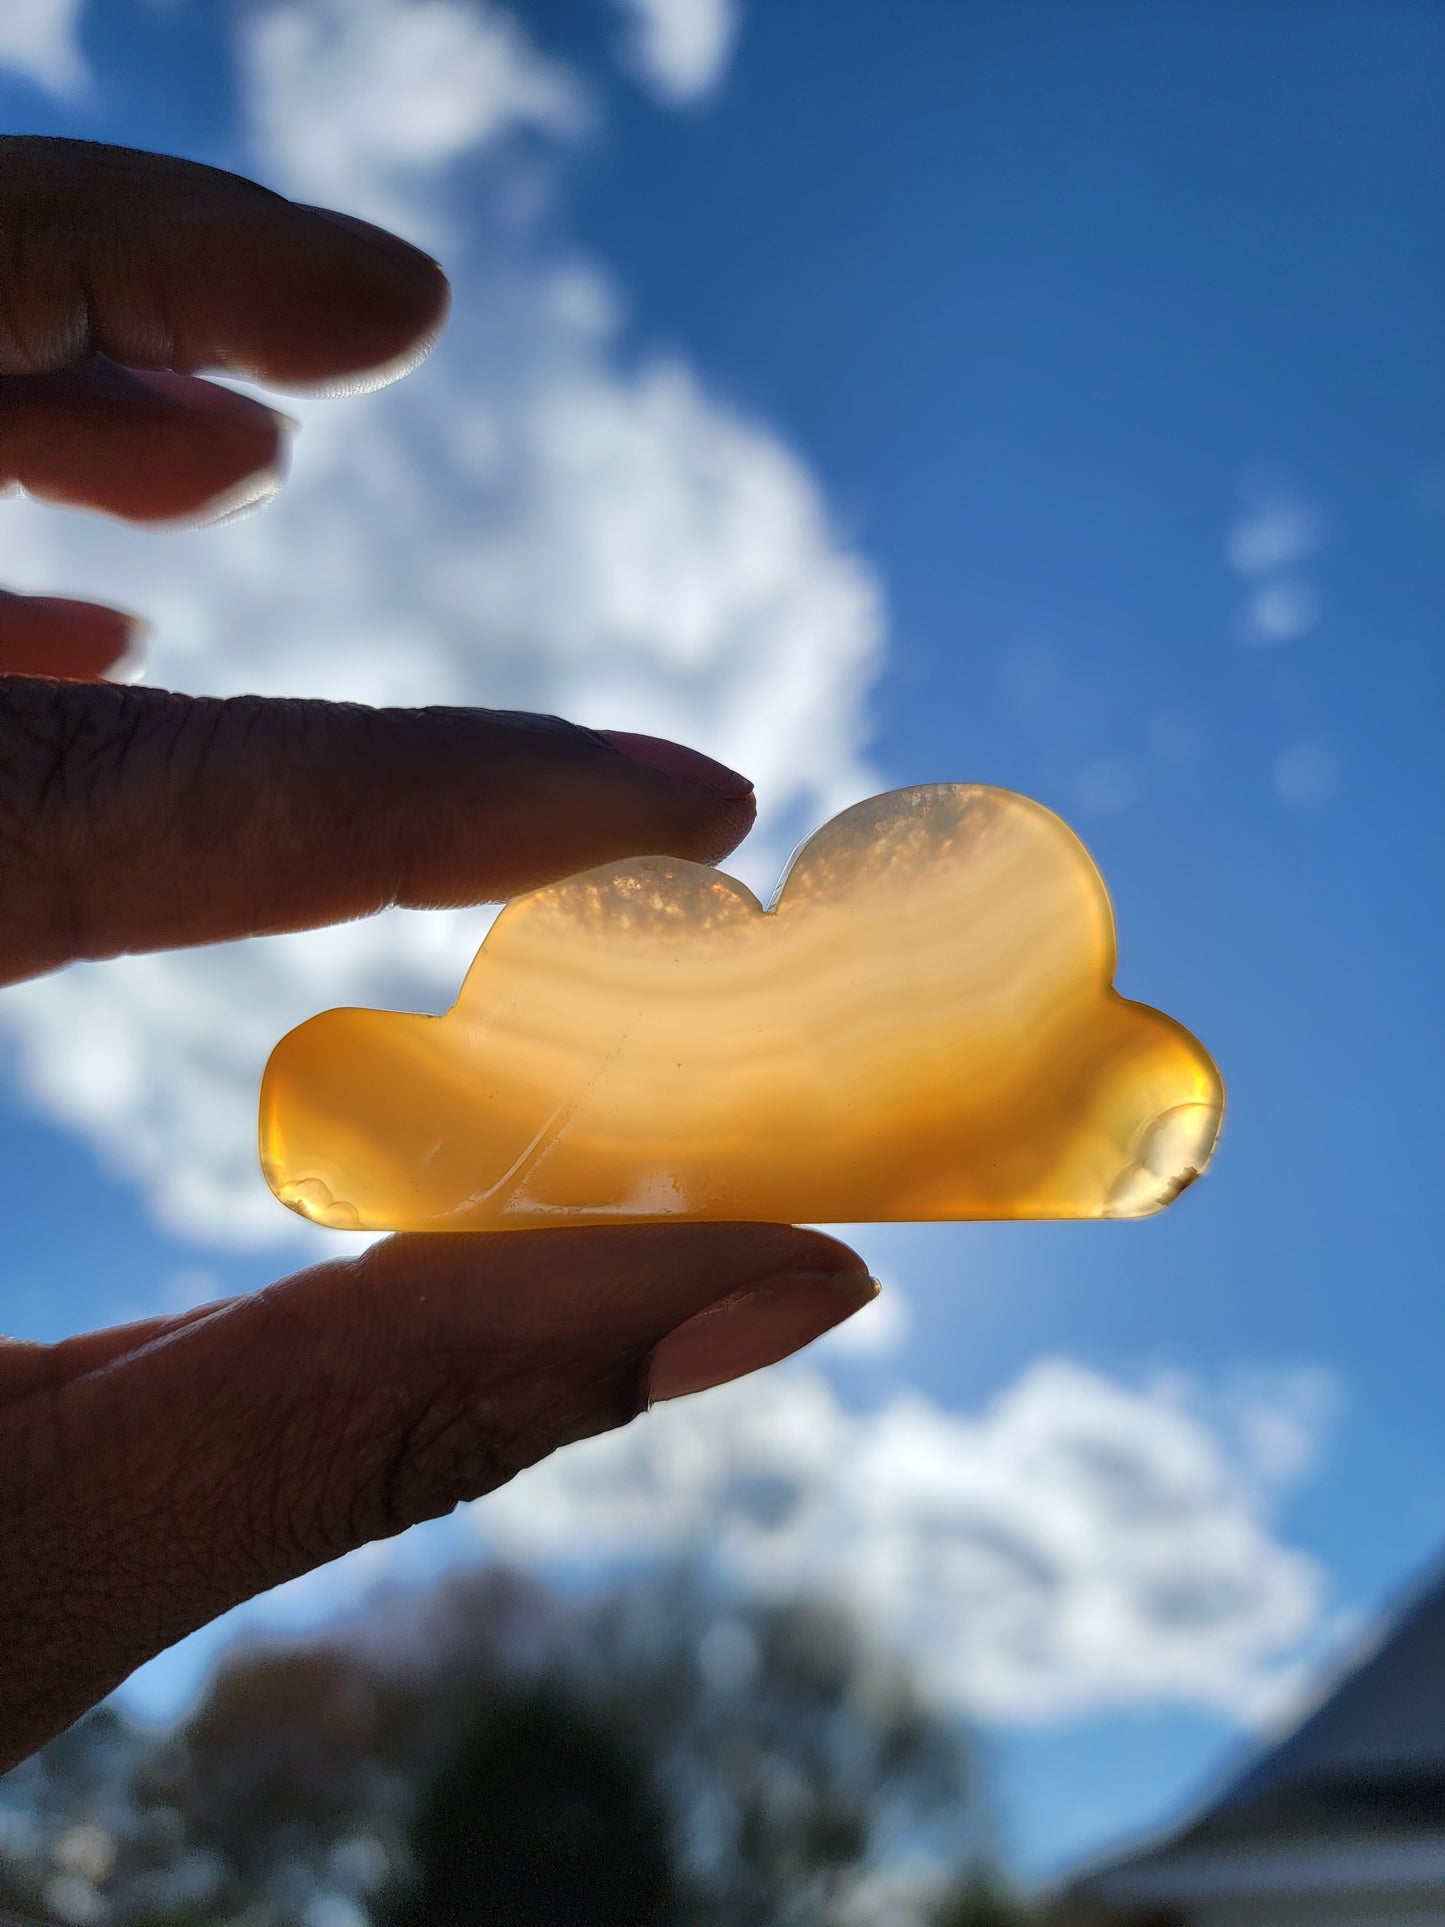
[
  {"left": 0, "top": 354, "right": 290, "bottom": 522},
  {"left": 0, "top": 678, "right": 757, "bottom": 984},
  {"left": 0, "top": 138, "right": 449, "bottom": 387},
  {"left": 0, "top": 1299, "right": 234, "bottom": 1404},
  {"left": 0, "top": 589, "right": 139, "bottom": 680},
  {"left": 0, "top": 1223, "right": 872, "bottom": 1764}
]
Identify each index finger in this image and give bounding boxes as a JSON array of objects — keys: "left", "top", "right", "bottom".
[
  {"left": 0, "top": 138, "right": 450, "bottom": 386},
  {"left": 0, "top": 679, "right": 757, "bottom": 986}
]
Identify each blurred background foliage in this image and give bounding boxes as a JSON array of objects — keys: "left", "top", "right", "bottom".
[{"left": 0, "top": 1565, "right": 1033, "bottom": 1926}]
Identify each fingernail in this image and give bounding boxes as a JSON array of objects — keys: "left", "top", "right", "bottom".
[
  {"left": 30, "top": 597, "right": 147, "bottom": 643},
  {"left": 598, "top": 729, "right": 753, "bottom": 802},
  {"left": 646, "top": 1270, "right": 880, "bottom": 1406},
  {"left": 310, "top": 206, "right": 443, "bottom": 275},
  {"left": 129, "top": 369, "right": 297, "bottom": 438}
]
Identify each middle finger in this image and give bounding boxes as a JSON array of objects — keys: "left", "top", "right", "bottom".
[{"left": 0, "top": 353, "right": 290, "bottom": 523}]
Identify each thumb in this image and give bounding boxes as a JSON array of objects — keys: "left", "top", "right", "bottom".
[{"left": 0, "top": 1224, "right": 873, "bottom": 1766}]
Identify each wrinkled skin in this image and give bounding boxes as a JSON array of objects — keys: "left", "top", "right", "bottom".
[{"left": 0, "top": 139, "right": 872, "bottom": 1769}]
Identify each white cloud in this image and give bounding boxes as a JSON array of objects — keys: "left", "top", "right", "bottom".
[
  {"left": 165, "top": 1266, "right": 225, "bottom": 1312},
  {"left": 0, "top": 0, "right": 87, "bottom": 97},
  {"left": 1217, "top": 1365, "right": 1340, "bottom": 1486},
  {"left": 472, "top": 1357, "right": 1329, "bottom": 1724},
  {"left": 243, "top": 0, "right": 588, "bottom": 239},
  {"left": 820, "top": 1280, "right": 913, "bottom": 1356},
  {"left": 120, "top": 1353, "right": 1336, "bottom": 1732},
  {"left": 0, "top": 1, "right": 881, "bottom": 1250},
  {"left": 1224, "top": 493, "right": 1324, "bottom": 578},
  {"left": 1225, "top": 477, "right": 1326, "bottom": 647},
  {"left": 1239, "top": 575, "right": 1321, "bottom": 645},
  {"left": 612, "top": 0, "right": 740, "bottom": 105}
]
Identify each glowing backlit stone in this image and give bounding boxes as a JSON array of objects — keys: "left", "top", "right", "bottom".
[{"left": 260, "top": 784, "right": 1223, "bottom": 1231}]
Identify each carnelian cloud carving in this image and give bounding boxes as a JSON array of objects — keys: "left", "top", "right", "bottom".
[{"left": 260, "top": 784, "right": 1223, "bottom": 1231}]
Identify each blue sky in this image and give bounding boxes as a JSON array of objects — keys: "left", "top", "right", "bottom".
[{"left": 1, "top": 0, "right": 1442, "bottom": 1886}]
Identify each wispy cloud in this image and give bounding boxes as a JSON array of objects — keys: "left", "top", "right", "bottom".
[
  {"left": 611, "top": 0, "right": 741, "bottom": 106},
  {"left": 1224, "top": 492, "right": 1324, "bottom": 578},
  {"left": 1241, "top": 576, "right": 1322, "bottom": 646},
  {"left": 243, "top": 0, "right": 589, "bottom": 243},
  {"left": 1225, "top": 476, "right": 1327, "bottom": 647},
  {"left": 122, "top": 1355, "right": 1336, "bottom": 1731},
  {"left": 192, "top": 1356, "right": 1326, "bottom": 1728},
  {"left": 485, "top": 1357, "right": 1331, "bottom": 1725},
  {"left": 0, "top": 0, "right": 87, "bottom": 98},
  {"left": 819, "top": 1279, "right": 914, "bottom": 1356}
]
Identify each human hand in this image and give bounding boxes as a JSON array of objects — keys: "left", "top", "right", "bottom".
[{"left": 0, "top": 139, "right": 874, "bottom": 1768}]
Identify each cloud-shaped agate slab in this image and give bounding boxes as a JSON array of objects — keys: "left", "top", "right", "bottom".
[{"left": 260, "top": 785, "right": 1223, "bottom": 1231}]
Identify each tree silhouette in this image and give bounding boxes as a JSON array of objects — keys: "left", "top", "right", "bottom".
[
  {"left": 390, "top": 1683, "right": 676, "bottom": 1927},
  {"left": 0, "top": 1565, "right": 1031, "bottom": 1925}
]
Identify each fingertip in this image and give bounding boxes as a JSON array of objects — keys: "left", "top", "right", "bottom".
[
  {"left": 591, "top": 728, "right": 757, "bottom": 866},
  {"left": 303, "top": 206, "right": 443, "bottom": 279},
  {"left": 0, "top": 595, "right": 146, "bottom": 682},
  {"left": 189, "top": 458, "right": 287, "bottom": 529},
  {"left": 168, "top": 382, "right": 295, "bottom": 516},
  {"left": 705, "top": 787, "right": 759, "bottom": 862},
  {"left": 0, "top": 142, "right": 452, "bottom": 394},
  {"left": 646, "top": 1266, "right": 879, "bottom": 1405},
  {"left": 101, "top": 612, "right": 152, "bottom": 683},
  {"left": 597, "top": 730, "right": 753, "bottom": 803},
  {"left": 127, "top": 366, "right": 293, "bottom": 434},
  {"left": 163, "top": 428, "right": 291, "bottom": 529},
  {"left": 780, "top": 1227, "right": 871, "bottom": 1275},
  {"left": 5, "top": 361, "right": 295, "bottom": 526},
  {"left": 263, "top": 206, "right": 453, "bottom": 393}
]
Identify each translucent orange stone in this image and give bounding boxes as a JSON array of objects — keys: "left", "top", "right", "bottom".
[{"left": 259, "top": 784, "right": 1223, "bottom": 1231}]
